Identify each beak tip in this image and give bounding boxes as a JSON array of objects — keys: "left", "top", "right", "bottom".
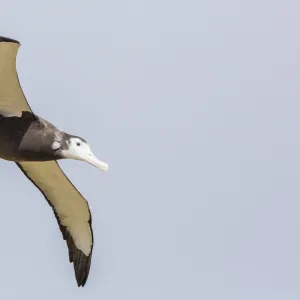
[
  {"left": 100, "top": 162, "right": 109, "bottom": 172},
  {"left": 86, "top": 156, "right": 109, "bottom": 172}
]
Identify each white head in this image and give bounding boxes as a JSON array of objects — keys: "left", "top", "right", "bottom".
[{"left": 57, "top": 136, "right": 108, "bottom": 172}]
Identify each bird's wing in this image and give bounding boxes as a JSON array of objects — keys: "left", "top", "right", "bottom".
[
  {"left": 0, "top": 37, "right": 31, "bottom": 113},
  {"left": 0, "top": 36, "right": 94, "bottom": 287},
  {"left": 16, "top": 161, "right": 93, "bottom": 287}
]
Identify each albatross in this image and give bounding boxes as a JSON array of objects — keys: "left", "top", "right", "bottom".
[{"left": 0, "top": 36, "right": 108, "bottom": 287}]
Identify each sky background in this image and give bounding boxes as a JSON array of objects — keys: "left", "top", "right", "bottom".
[{"left": 0, "top": 1, "right": 299, "bottom": 299}]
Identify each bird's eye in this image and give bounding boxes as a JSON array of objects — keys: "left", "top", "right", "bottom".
[{"left": 76, "top": 142, "right": 81, "bottom": 146}]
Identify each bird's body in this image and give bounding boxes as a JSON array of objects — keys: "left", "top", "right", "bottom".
[
  {"left": 0, "top": 110, "right": 93, "bottom": 163},
  {"left": 0, "top": 36, "right": 108, "bottom": 287},
  {"left": 0, "top": 111, "right": 58, "bottom": 161}
]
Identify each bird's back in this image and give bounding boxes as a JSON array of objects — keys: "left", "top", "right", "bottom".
[{"left": 0, "top": 111, "right": 59, "bottom": 161}]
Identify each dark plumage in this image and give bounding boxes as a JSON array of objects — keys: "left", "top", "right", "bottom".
[{"left": 0, "top": 111, "right": 58, "bottom": 161}]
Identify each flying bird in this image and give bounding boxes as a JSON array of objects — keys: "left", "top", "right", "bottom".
[{"left": 0, "top": 36, "right": 108, "bottom": 287}]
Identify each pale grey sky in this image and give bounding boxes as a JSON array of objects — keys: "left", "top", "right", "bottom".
[{"left": 0, "top": 1, "right": 300, "bottom": 299}]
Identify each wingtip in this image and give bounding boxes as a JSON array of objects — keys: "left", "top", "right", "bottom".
[
  {"left": 0, "top": 36, "right": 20, "bottom": 44},
  {"left": 73, "top": 252, "right": 92, "bottom": 287},
  {"left": 75, "top": 269, "right": 89, "bottom": 287},
  {"left": 64, "top": 229, "right": 92, "bottom": 287},
  {"left": 77, "top": 277, "right": 88, "bottom": 288}
]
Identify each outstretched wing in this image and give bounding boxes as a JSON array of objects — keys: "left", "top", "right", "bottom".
[
  {"left": 0, "top": 37, "right": 31, "bottom": 113},
  {"left": 16, "top": 161, "right": 93, "bottom": 287},
  {"left": 0, "top": 36, "right": 94, "bottom": 287}
]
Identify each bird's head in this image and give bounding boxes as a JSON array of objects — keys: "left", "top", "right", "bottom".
[{"left": 53, "top": 134, "right": 109, "bottom": 172}]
